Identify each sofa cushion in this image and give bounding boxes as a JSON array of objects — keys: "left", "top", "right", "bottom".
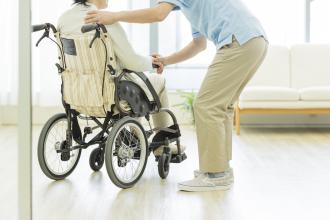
[
  {"left": 247, "top": 46, "right": 291, "bottom": 87},
  {"left": 291, "top": 44, "right": 330, "bottom": 89},
  {"left": 300, "top": 87, "right": 330, "bottom": 101},
  {"left": 239, "top": 101, "right": 330, "bottom": 109},
  {"left": 240, "top": 86, "right": 300, "bottom": 101}
]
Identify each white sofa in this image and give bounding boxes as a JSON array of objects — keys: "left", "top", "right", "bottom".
[{"left": 236, "top": 44, "right": 330, "bottom": 134}]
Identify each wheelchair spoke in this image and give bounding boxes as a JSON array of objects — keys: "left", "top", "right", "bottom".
[
  {"left": 43, "top": 118, "right": 80, "bottom": 176},
  {"left": 109, "top": 121, "right": 147, "bottom": 184}
]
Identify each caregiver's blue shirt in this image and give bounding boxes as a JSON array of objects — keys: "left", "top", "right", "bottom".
[{"left": 158, "top": 0, "right": 267, "bottom": 50}]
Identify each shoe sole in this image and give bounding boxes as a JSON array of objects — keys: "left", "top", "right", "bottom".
[{"left": 178, "top": 183, "right": 232, "bottom": 192}]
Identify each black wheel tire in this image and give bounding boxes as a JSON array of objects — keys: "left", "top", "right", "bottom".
[
  {"left": 37, "top": 113, "right": 81, "bottom": 180},
  {"left": 89, "top": 148, "right": 104, "bottom": 171},
  {"left": 105, "top": 117, "right": 148, "bottom": 189},
  {"left": 158, "top": 153, "right": 170, "bottom": 179}
]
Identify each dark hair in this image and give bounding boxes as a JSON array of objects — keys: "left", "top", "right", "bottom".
[{"left": 73, "top": 0, "right": 88, "bottom": 6}]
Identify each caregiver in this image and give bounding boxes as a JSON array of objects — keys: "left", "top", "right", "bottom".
[{"left": 85, "top": 0, "right": 268, "bottom": 192}]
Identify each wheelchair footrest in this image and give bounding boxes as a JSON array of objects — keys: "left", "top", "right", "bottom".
[{"left": 152, "top": 124, "right": 181, "bottom": 143}]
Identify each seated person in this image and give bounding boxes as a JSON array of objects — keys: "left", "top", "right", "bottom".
[{"left": 57, "top": 0, "right": 185, "bottom": 155}]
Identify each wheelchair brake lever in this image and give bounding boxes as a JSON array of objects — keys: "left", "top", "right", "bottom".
[
  {"left": 89, "top": 35, "right": 97, "bottom": 48},
  {"left": 36, "top": 30, "right": 50, "bottom": 47},
  {"left": 89, "top": 29, "right": 101, "bottom": 48}
]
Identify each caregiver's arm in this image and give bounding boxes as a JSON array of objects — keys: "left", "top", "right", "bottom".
[
  {"left": 85, "top": 3, "right": 174, "bottom": 25},
  {"left": 159, "top": 37, "right": 207, "bottom": 66}
]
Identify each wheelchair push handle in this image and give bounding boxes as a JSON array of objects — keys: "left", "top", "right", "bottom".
[
  {"left": 81, "top": 24, "right": 108, "bottom": 34},
  {"left": 81, "top": 24, "right": 98, "bottom": 33},
  {"left": 32, "top": 23, "right": 57, "bottom": 33},
  {"left": 152, "top": 64, "right": 160, "bottom": 69},
  {"left": 32, "top": 24, "right": 47, "bottom": 32},
  {"left": 31, "top": 23, "right": 58, "bottom": 47}
]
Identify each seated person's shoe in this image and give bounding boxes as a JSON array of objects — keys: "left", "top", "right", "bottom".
[
  {"left": 153, "top": 144, "right": 186, "bottom": 156},
  {"left": 178, "top": 173, "right": 233, "bottom": 192}
]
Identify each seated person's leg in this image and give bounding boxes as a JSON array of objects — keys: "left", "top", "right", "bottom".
[
  {"left": 147, "top": 74, "right": 186, "bottom": 155},
  {"left": 146, "top": 74, "right": 172, "bottom": 128}
]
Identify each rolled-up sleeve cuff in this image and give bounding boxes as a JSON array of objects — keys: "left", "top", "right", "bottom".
[
  {"left": 158, "top": 0, "right": 180, "bottom": 10},
  {"left": 192, "top": 32, "right": 203, "bottom": 38}
]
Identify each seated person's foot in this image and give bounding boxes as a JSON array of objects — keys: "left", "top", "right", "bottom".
[
  {"left": 153, "top": 143, "right": 186, "bottom": 156},
  {"left": 178, "top": 172, "right": 233, "bottom": 192},
  {"left": 194, "top": 167, "right": 234, "bottom": 183}
]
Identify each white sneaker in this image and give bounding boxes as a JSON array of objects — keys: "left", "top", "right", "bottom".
[
  {"left": 194, "top": 168, "right": 234, "bottom": 182},
  {"left": 178, "top": 173, "right": 233, "bottom": 192},
  {"left": 153, "top": 144, "right": 186, "bottom": 156}
]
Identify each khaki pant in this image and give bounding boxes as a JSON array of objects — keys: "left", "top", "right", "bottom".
[
  {"left": 147, "top": 74, "right": 172, "bottom": 128},
  {"left": 130, "top": 73, "right": 171, "bottom": 128},
  {"left": 194, "top": 37, "right": 268, "bottom": 173}
]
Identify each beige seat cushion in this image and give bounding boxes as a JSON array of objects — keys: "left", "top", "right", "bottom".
[
  {"left": 239, "top": 101, "right": 330, "bottom": 109},
  {"left": 300, "top": 87, "right": 330, "bottom": 101}
]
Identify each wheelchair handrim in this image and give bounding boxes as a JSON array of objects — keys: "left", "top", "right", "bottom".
[
  {"left": 110, "top": 122, "right": 147, "bottom": 184},
  {"left": 43, "top": 118, "right": 80, "bottom": 176}
]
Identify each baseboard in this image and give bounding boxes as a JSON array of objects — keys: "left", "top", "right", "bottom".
[
  {"left": 0, "top": 106, "right": 192, "bottom": 125},
  {"left": 0, "top": 106, "right": 64, "bottom": 125},
  {"left": 1, "top": 91, "right": 330, "bottom": 126},
  {"left": 2, "top": 105, "right": 330, "bottom": 127}
]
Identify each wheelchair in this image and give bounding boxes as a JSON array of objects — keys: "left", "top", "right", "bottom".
[{"left": 32, "top": 23, "right": 187, "bottom": 189}]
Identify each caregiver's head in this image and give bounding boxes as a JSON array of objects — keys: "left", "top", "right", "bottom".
[{"left": 73, "top": 0, "right": 108, "bottom": 9}]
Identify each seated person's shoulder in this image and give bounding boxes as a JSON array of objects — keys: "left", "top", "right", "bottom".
[
  {"left": 57, "top": 4, "right": 94, "bottom": 33},
  {"left": 57, "top": 7, "right": 77, "bottom": 31}
]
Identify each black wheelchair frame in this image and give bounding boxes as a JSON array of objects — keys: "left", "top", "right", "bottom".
[{"left": 33, "top": 23, "right": 186, "bottom": 183}]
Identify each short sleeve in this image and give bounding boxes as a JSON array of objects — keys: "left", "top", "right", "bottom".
[
  {"left": 191, "top": 26, "right": 203, "bottom": 38},
  {"left": 158, "top": 0, "right": 181, "bottom": 10}
]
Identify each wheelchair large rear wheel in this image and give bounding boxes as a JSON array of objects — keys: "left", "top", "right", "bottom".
[
  {"left": 38, "top": 113, "right": 81, "bottom": 180},
  {"left": 105, "top": 117, "right": 148, "bottom": 189}
]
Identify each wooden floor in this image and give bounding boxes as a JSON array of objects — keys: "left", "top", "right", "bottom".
[{"left": 1, "top": 126, "right": 330, "bottom": 220}]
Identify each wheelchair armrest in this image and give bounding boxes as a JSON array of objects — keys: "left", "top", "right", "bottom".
[{"left": 119, "top": 70, "right": 162, "bottom": 111}]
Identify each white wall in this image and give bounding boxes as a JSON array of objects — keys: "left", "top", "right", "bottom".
[
  {"left": 0, "top": 0, "right": 18, "bottom": 106},
  {"left": 1, "top": 0, "right": 329, "bottom": 126}
]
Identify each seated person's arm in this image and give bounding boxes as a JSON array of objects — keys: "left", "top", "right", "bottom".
[{"left": 107, "top": 23, "right": 153, "bottom": 72}]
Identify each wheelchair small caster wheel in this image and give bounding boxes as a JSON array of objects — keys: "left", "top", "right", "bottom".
[
  {"left": 158, "top": 151, "right": 171, "bottom": 179},
  {"left": 89, "top": 147, "right": 104, "bottom": 171}
]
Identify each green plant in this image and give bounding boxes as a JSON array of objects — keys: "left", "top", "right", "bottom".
[{"left": 172, "top": 90, "right": 197, "bottom": 124}]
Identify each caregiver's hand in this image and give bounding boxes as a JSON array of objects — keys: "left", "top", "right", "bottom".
[
  {"left": 85, "top": 10, "right": 117, "bottom": 25},
  {"left": 152, "top": 54, "right": 165, "bottom": 74}
]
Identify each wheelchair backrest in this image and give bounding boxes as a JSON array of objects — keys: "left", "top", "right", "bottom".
[{"left": 56, "top": 32, "right": 118, "bottom": 117}]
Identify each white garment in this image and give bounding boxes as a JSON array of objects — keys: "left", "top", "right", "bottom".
[{"left": 57, "top": 3, "right": 153, "bottom": 72}]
